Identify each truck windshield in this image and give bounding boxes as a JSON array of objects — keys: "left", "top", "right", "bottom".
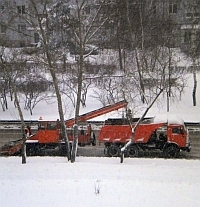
[
  {"left": 46, "top": 122, "right": 57, "bottom": 130},
  {"left": 172, "top": 127, "right": 184, "bottom": 134}
]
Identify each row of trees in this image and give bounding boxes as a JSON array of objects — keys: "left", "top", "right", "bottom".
[{"left": 0, "top": 0, "right": 199, "bottom": 163}]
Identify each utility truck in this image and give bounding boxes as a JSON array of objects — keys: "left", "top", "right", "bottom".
[{"left": 0, "top": 101, "right": 127, "bottom": 156}]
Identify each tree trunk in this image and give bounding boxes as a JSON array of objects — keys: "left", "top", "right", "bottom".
[
  {"left": 71, "top": 53, "right": 84, "bottom": 163},
  {"left": 117, "top": 23, "right": 123, "bottom": 71},
  {"left": 120, "top": 88, "right": 164, "bottom": 163},
  {"left": 192, "top": 71, "right": 197, "bottom": 106},
  {"left": 135, "top": 49, "right": 145, "bottom": 103},
  {"left": 13, "top": 84, "right": 26, "bottom": 164},
  {"left": 50, "top": 67, "right": 71, "bottom": 160},
  {"left": 0, "top": 58, "right": 27, "bottom": 163},
  {"left": 37, "top": 12, "right": 71, "bottom": 161},
  {"left": 71, "top": 5, "right": 85, "bottom": 163}
]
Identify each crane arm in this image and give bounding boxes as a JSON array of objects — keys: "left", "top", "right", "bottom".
[{"left": 66, "top": 100, "right": 127, "bottom": 127}]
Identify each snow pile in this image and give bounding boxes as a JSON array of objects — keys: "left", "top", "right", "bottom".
[
  {"left": 0, "top": 156, "right": 200, "bottom": 207},
  {"left": 153, "top": 114, "right": 185, "bottom": 125}
]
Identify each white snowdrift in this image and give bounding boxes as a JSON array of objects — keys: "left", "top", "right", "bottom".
[{"left": 0, "top": 156, "right": 200, "bottom": 207}]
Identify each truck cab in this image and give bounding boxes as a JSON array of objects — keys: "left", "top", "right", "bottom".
[{"left": 167, "top": 124, "right": 190, "bottom": 152}]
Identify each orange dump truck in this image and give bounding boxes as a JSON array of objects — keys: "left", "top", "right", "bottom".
[{"left": 98, "top": 115, "right": 191, "bottom": 158}]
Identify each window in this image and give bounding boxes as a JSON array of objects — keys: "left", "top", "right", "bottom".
[
  {"left": 0, "top": 24, "right": 6, "bottom": 33},
  {"left": 108, "top": 0, "right": 115, "bottom": 4},
  {"left": 169, "top": 3, "right": 177, "bottom": 14},
  {"left": 36, "top": 13, "right": 48, "bottom": 19},
  {"left": 19, "top": 42, "right": 25, "bottom": 47},
  {"left": 47, "top": 122, "right": 57, "bottom": 130},
  {"left": 18, "top": 24, "right": 26, "bottom": 33},
  {"left": 38, "top": 122, "right": 45, "bottom": 130},
  {"left": 85, "top": 6, "right": 90, "bottom": 15},
  {"left": 152, "top": 4, "right": 156, "bottom": 15},
  {"left": 1, "top": 5, "right": 5, "bottom": 11},
  {"left": 17, "top": 5, "right": 26, "bottom": 14},
  {"left": 172, "top": 127, "right": 183, "bottom": 134},
  {"left": 63, "top": 6, "right": 70, "bottom": 15},
  {"left": 34, "top": 33, "right": 39, "bottom": 43},
  {"left": 184, "top": 31, "right": 191, "bottom": 43},
  {"left": 82, "top": 5, "right": 90, "bottom": 15},
  {"left": 186, "top": 12, "right": 200, "bottom": 19}
]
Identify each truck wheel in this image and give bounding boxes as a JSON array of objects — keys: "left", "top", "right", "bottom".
[
  {"left": 128, "top": 146, "right": 139, "bottom": 157},
  {"left": 107, "top": 145, "right": 119, "bottom": 157},
  {"left": 164, "top": 145, "right": 180, "bottom": 158}
]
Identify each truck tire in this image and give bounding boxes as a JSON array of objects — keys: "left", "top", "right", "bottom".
[
  {"left": 163, "top": 145, "right": 180, "bottom": 158},
  {"left": 107, "top": 145, "right": 119, "bottom": 157},
  {"left": 128, "top": 146, "right": 139, "bottom": 157}
]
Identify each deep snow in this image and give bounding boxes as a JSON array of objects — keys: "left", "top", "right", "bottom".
[{"left": 0, "top": 156, "right": 200, "bottom": 207}]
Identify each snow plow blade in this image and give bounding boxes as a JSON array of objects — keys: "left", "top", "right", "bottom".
[{"left": 0, "top": 139, "right": 23, "bottom": 156}]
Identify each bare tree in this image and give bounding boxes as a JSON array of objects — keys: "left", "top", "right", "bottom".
[
  {"left": 120, "top": 88, "right": 164, "bottom": 163},
  {"left": 13, "top": 0, "right": 72, "bottom": 160},
  {"left": 0, "top": 48, "right": 28, "bottom": 164},
  {"left": 17, "top": 78, "right": 52, "bottom": 115},
  {"left": 57, "top": 0, "right": 110, "bottom": 162},
  {"left": 182, "top": 0, "right": 200, "bottom": 106}
]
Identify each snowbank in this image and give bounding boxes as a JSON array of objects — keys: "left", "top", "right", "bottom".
[{"left": 0, "top": 156, "right": 200, "bottom": 207}]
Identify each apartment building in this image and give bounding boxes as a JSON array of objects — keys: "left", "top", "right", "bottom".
[
  {"left": 0, "top": 0, "right": 35, "bottom": 47},
  {"left": 0, "top": 0, "right": 199, "bottom": 53}
]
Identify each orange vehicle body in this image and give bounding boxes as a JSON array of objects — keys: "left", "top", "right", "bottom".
[
  {"left": 0, "top": 100, "right": 127, "bottom": 156},
  {"left": 98, "top": 116, "right": 191, "bottom": 158},
  {"left": 98, "top": 123, "right": 165, "bottom": 144},
  {"left": 27, "top": 120, "right": 93, "bottom": 145},
  {"left": 28, "top": 100, "right": 127, "bottom": 145}
]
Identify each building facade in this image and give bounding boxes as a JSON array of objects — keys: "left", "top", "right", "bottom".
[{"left": 0, "top": 0, "right": 199, "bottom": 53}]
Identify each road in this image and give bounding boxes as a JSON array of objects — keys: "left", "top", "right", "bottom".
[
  {"left": 0, "top": 124, "right": 199, "bottom": 159},
  {"left": 77, "top": 133, "right": 200, "bottom": 159}
]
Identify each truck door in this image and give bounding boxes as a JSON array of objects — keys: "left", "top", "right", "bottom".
[{"left": 168, "top": 126, "right": 186, "bottom": 147}]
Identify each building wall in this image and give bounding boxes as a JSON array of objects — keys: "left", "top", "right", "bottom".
[{"left": 0, "top": 0, "right": 199, "bottom": 52}]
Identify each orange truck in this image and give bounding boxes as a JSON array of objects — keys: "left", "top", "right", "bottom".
[
  {"left": 1, "top": 100, "right": 127, "bottom": 156},
  {"left": 1, "top": 101, "right": 191, "bottom": 158},
  {"left": 98, "top": 115, "right": 191, "bottom": 158}
]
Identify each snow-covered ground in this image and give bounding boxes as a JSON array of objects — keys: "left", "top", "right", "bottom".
[{"left": 0, "top": 156, "right": 200, "bottom": 207}]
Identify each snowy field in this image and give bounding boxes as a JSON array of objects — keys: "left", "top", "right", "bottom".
[
  {"left": 1, "top": 73, "right": 200, "bottom": 123},
  {"left": 0, "top": 156, "right": 200, "bottom": 207}
]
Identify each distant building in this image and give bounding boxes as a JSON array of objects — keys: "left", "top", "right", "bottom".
[{"left": 0, "top": 0, "right": 199, "bottom": 54}]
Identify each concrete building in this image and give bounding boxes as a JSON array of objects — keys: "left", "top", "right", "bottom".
[
  {"left": 0, "top": 0, "right": 199, "bottom": 53},
  {"left": 0, "top": 0, "right": 38, "bottom": 47}
]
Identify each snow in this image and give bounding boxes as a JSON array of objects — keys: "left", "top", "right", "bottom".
[
  {"left": 153, "top": 114, "right": 185, "bottom": 125},
  {"left": 0, "top": 156, "right": 200, "bottom": 207},
  {"left": 147, "top": 73, "right": 200, "bottom": 123},
  {"left": 0, "top": 72, "right": 200, "bottom": 123}
]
